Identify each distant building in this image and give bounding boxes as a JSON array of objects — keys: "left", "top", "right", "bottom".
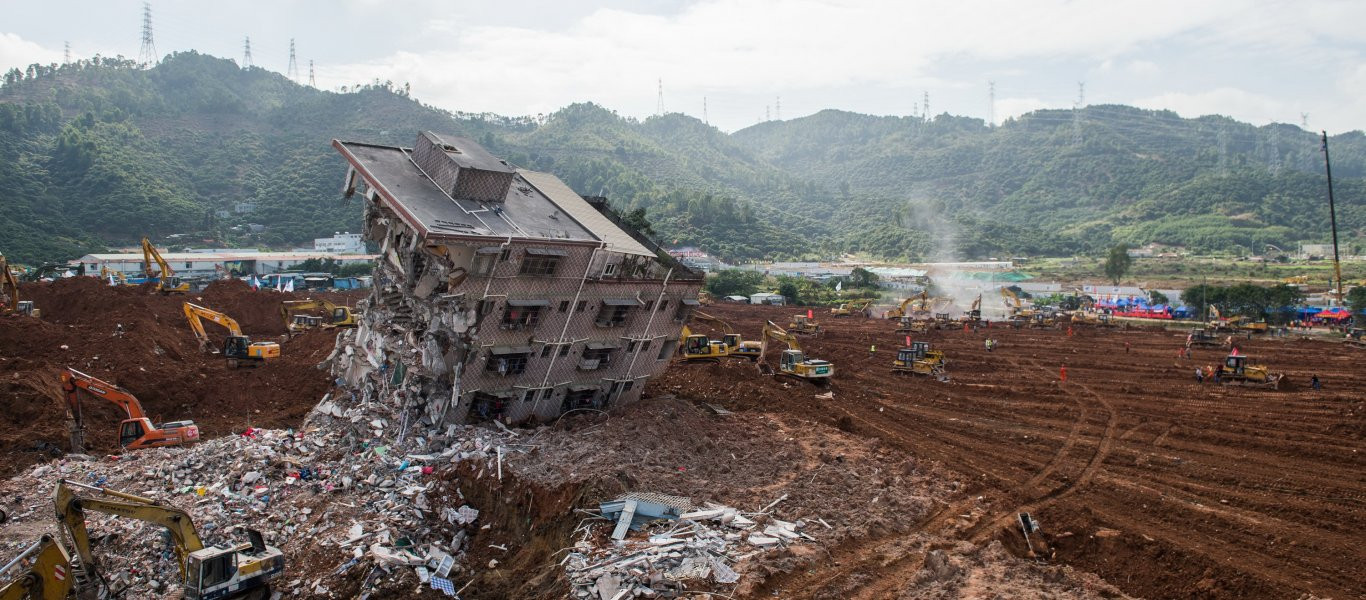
[
  {"left": 234, "top": 201, "right": 257, "bottom": 214},
  {"left": 72, "top": 251, "right": 376, "bottom": 279},
  {"left": 750, "top": 292, "right": 786, "bottom": 305},
  {"left": 314, "top": 232, "right": 366, "bottom": 254},
  {"left": 1299, "top": 243, "right": 1333, "bottom": 259}
]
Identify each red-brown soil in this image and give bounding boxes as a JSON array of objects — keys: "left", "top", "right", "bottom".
[
  {"left": 0, "top": 277, "right": 359, "bottom": 476},
  {"left": 649, "top": 304, "right": 1365, "bottom": 600}
]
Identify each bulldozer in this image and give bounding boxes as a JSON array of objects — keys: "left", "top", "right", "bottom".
[
  {"left": 830, "top": 299, "right": 872, "bottom": 318},
  {"left": 895, "top": 317, "right": 930, "bottom": 334},
  {"left": 183, "top": 302, "right": 281, "bottom": 368},
  {"left": 788, "top": 313, "right": 821, "bottom": 336},
  {"left": 62, "top": 367, "right": 200, "bottom": 452},
  {"left": 1186, "top": 328, "right": 1221, "bottom": 348},
  {"left": 758, "top": 320, "right": 833, "bottom": 384},
  {"left": 141, "top": 237, "right": 191, "bottom": 294},
  {"left": 1219, "top": 354, "right": 1285, "bottom": 389},
  {"left": 892, "top": 340, "right": 947, "bottom": 379},
  {"left": 0, "top": 534, "right": 73, "bottom": 600},
  {"left": 54, "top": 479, "right": 284, "bottom": 600},
  {"left": 281, "top": 298, "right": 359, "bottom": 335}
]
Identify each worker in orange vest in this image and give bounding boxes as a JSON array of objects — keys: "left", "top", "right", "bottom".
[{"left": 1060, "top": 363, "right": 1068, "bottom": 383}]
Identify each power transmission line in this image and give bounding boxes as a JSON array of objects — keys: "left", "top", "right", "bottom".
[
  {"left": 923, "top": 91, "right": 930, "bottom": 122},
  {"left": 775, "top": 96, "right": 781, "bottom": 121},
  {"left": 138, "top": 2, "right": 157, "bottom": 66},
  {"left": 702, "top": 96, "right": 708, "bottom": 125},
  {"left": 287, "top": 38, "right": 299, "bottom": 81},
  {"left": 308, "top": 60, "right": 315, "bottom": 87},
  {"left": 987, "top": 81, "right": 995, "bottom": 128},
  {"left": 1072, "top": 81, "right": 1085, "bottom": 145},
  {"left": 64, "top": 42, "right": 71, "bottom": 64},
  {"left": 242, "top": 36, "right": 252, "bottom": 68},
  {"left": 656, "top": 78, "right": 664, "bottom": 116}
]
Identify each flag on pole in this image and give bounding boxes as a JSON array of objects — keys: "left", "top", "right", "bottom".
[
  {"left": 284, "top": 278, "right": 295, "bottom": 293},
  {"left": 250, "top": 275, "right": 260, "bottom": 290},
  {"left": 835, "top": 281, "right": 842, "bottom": 292},
  {"left": 807, "top": 309, "right": 814, "bottom": 319},
  {"left": 276, "top": 276, "right": 283, "bottom": 292}
]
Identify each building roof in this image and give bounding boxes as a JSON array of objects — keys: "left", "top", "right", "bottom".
[
  {"left": 420, "top": 132, "right": 515, "bottom": 174},
  {"left": 335, "top": 140, "right": 602, "bottom": 245},
  {"left": 518, "top": 170, "right": 654, "bottom": 257}
]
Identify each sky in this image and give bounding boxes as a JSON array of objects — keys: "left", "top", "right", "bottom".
[{"left": 2, "top": 0, "right": 1364, "bottom": 133}]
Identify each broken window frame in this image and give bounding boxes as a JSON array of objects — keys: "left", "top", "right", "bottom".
[
  {"left": 580, "top": 345, "right": 615, "bottom": 370},
  {"left": 596, "top": 302, "right": 634, "bottom": 328},
  {"left": 501, "top": 305, "right": 543, "bottom": 330},
  {"left": 485, "top": 352, "right": 530, "bottom": 376},
  {"left": 519, "top": 255, "right": 560, "bottom": 276}
]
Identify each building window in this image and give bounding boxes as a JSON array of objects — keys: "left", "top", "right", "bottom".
[
  {"left": 596, "top": 300, "right": 635, "bottom": 328},
  {"left": 184, "top": 262, "right": 193, "bottom": 269},
  {"left": 658, "top": 339, "right": 677, "bottom": 361},
  {"left": 501, "top": 305, "right": 543, "bottom": 330},
  {"left": 559, "top": 344, "right": 571, "bottom": 357},
  {"left": 641, "top": 340, "right": 651, "bottom": 353},
  {"left": 558, "top": 300, "right": 570, "bottom": 312},
  {"left": 603, "top": 262, "right": 617, "bottom": 276},
  {"left": 478, "top": 299, "right": 497, "bottom": 319},
  {"left": 522, "top": 388, "right": 550, "bottom": 403},
  {"left": 485, "top": 351, "right": 530, "bottom": 375},
  {"left": 576, "top": 300, "right": 587, "bottom": 312},
  {"left": 563, "top": 388, "right": 599, "bottom": 411},
  {"left": 580, "top": 346, "right": 615, "bottom": 370},
  {"left": 520, "top": 255, "right": 560, "bottom": 276},
  {"left": 659, "top": 300, "right": 669, "bottom": 312},
  {"left": 499, "top": 248, "right": 511, "bottom": 261},
  {"left": 644, "top": 300, "right": 654, "bottom": 311},
  {"left": 627, "top": 340, "right": 638, "bottom": 352},
  {"left": 540, "top": 345, "right": 553, "bottom": 358},
  {"left": 674, "top": 299, "right": 699, "bottom": 322},
  {"left": 472, "top": 253, "right": 496, "bottom": 276}
]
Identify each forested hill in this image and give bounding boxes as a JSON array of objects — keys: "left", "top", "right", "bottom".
[{"left": 2, "top": 51, "right": 1363, "bottom": 264}]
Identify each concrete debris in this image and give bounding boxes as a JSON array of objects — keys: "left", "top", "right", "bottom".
[{"left": 567, "top": 496, "right": 808, "bottom": 598}]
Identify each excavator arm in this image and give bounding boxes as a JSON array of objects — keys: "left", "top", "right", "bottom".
[
  {"left": 0, "top": 256, "right": 18, "bottom": 313},
  {"left": 184, "top": 302, "right": 244, "bottom": 347},
  {"left": 54, "top": 480, "right": 205, "bottom": 583},
  {"left": 0, "top": 535, "right": 73, "bottom": 600},
  {"left": 1000, "top": 286, "right": 1021, "bottom": 308},
  {"left": 140, "top": 237, "right": 172, "bottom": 279},
  {"left": 689, "top": 310, "right": 736, "bottom": 335}
]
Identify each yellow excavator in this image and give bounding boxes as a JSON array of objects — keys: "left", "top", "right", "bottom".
[
  {"left": 1219, "top": 353, "right": 1285, "bottom": 390},
  {"left": 758, "top": 320, "right": 833, "bottom": 384},
  {"left": 54, "top": 479, "right": 284, "bottom": 600},
  {"left": 1207, "top": 305, "right": 1243, "bottom": 333},
  {"left": 830, "top": 299, "right": 872, "bottom": 318},
  {"left": 892, "top": 340, "right": 947, "bottom": 379},
  {"left": 0, "top": 254, "right": 38, "bottom": 317},
  {"left": 885, "top": 292, "right": 925, "bottom": 320},
  {"left": 0, "top": 534, "right": 73, "bottom": 600},
  {"left": 280, "top": 299, "right": 359, "bottom": 334},
  {"left": 141, "top": 237, "right": 190, "bottom": 294},
  {"left": 183, "top": 302, "right": 281, "bottom": 368},
  {"left": 960, "top": 294, "right": 982, "bottom": 324},
  {"left": 99, "top": 266, "right": 129, "bottom": 286},
  {"left": 680, "top": 310, "right": 763, "bottom": 362}
]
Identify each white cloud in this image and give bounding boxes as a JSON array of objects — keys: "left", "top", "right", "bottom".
[
  {"left": 0, "top": 33, "right": 62, "bottom": 74},
  {"left": 1131, "top": 87, "right": 1286, "bottom": 124}
]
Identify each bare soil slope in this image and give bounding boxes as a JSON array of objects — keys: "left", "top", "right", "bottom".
[{"left": 650, "top": 304, "right": 1365, "bottom": 599}]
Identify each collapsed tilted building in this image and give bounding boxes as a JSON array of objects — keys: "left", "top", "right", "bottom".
[{"left": 328, "top": 131, "right": 702, "bottom": 426}]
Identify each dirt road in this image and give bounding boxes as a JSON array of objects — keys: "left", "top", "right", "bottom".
[{"left": 650, "top": 304, "right": 1365, "bottom": 599}]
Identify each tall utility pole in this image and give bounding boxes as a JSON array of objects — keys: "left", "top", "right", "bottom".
[
  {"left": 1268, "top": 124, "right": 1280, "bottom": 174},
  {"left": 765, "top": 105, "right": 770, "bottom": 121},
  {"left": 1072, "top": 82, "right": 1085, "bottom": 145},
  {"left": 1320, "top": 131, "right": 1345, "bottom": 307},
  {"left": 1301, "top": 113, "right": 1309, "bottom": 128},
  {"left": 923, "top": 91, "right": 930, "bottom": 122},
  {"left": 775, "top": 96, "right": 781, "bottom": 120},
  {"left": 656, "top": 78, "right": 664, "bottom": 116},
  {"left": 287, "top": 39, "right": 299, "bottom": 81},
  {"left": 1217, "top": 127, "right": 1229, "bottom": 177},
  {"left": 308, "top": 60, "right": 316, "bottom": 87},
  {"left": 64, "top": 42, "right": 71, "bottom": 64},
  {"left": 242, "top": 37, "right": 253, "bottom": 68},
  {"left": 138, "top": 2, "right": 156, "bottom": 66},
  {"left": 987, "top": 81, "right": 995, "bottom": 127},
  {"left": 702, "top": 97, "right": 708, "bottom": 125}
]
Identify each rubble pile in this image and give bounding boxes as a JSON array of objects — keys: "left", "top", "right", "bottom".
[
  {"left": 565, "top": 493, "right": 812, "bottom": 599},
  {"left": 0, "top": 399, "right": 522, "bottom": 599}
]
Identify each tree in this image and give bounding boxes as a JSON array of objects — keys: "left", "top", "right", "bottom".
[
  {"left": 620, "top": 207, "right": 655, "bottom": 237},
  {"left": 1104, "top": 245, "right": 1132, "bottom": 285},
  {"left": 1346, "top": 287, "right": 1366, "bottom": 325},
  {"left": 849, "top": 267, "right": 880, "bottom": 289},
  {"left": 777, "top": 277, "right": 801, "bottom": 305},
  {"left": 1149, "top": 290, "right": 1169, "bottom": 305},
  {"left": 704, "top": 269, "right": 764, "bottom": 298}
]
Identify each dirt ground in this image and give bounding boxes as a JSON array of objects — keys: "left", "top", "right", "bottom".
[
  {"left": 650, "top": 304, "right": 1365, "bottom": 600},
  {"left": 0, "top": 277, "right": 359, "bottom": 476}
]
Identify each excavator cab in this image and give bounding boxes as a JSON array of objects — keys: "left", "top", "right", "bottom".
[
  {"left": 223, "top": 335, "right": 280, "bottom": 367},
  {"left": 1224, "top": 355, "right": 1246, "bottom": 375},
  {"left": 680, "top": 332, "right": 726, "bottom": 362}
]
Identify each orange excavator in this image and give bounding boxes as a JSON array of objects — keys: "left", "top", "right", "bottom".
[{"left": 62, "top": 367, "right": 200, "bottom": 452}]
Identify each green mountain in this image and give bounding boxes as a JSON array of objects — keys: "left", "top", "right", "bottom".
[{"left": 2, "top": 51, "right": 1362, "bottom": 265}]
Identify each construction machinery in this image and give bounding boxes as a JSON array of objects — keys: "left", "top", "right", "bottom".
[
  {"left": 1186, "top": 328, "right": 1221, "bottom": 348},
  {"left": 678, "top": 325, "right": 730, "bottom": 362},
  {"left": 18, "top": 263, "right": 71, "bottom": 283},
  {"left": 691, "top": 310, "right": 763, "bottom": 361},
  {"left": 0, "top": 534, "right": 74, "bottom": 600},
  {"left": 961, "top": 295, "right": 982, "bottom": 324},
  {"left": 0, "top": 254, "right": 38, "bottom": 317},
  {"left": 183, "top": 302, "right": 281, "bottom": 368},
  {"left": 280, "top": 299, "right": 359, "bottom": 334},
  {"left": 1238, "top": 320, "right": 1269, "bottom": 335},
  {"left": 61, "top": 367, "right": 199, "bottom": 452},
  {"left": 892, "top": 341, "right": 947, "bottom": 379},
  {"left": 830, "top": 299, "right": 872, "bottom": 318},
  {"left": 1219, "top": 354, "right": 1285, "bottom": 389},
  {"left": 758, "top": 320, "right": 833, "bottom": 384},
  {"left": 787, "top": 313, "right": 821, "bottom": 336},
  {"left": 885, "top": 292, "right": 926, "bottom": 320},
  {"left": 895, "top": 317, "right": 930, "bottom": 334},
  {"left": 54, "top": 479, "right": 284, "bottom": 600},
  {"left": 98, "top": 266, "right": 130, "bottom": 286},
  {"left": 1207, "top": 305, "right": 1242, "bottom": 333},
  {"left": 140, "top": 237, "right": 190, "bottom": 294}
]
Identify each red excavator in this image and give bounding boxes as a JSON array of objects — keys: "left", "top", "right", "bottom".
[{"left": 61, "top": 367, "right": 200, "bottom": 452}]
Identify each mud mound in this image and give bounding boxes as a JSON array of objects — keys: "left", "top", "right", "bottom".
[{"left": 0, "top": 277, "right": 350, "bottom": 477}]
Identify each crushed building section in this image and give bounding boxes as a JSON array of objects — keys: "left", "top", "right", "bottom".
[{"left": 329, "top": 132, "right": 702, "bottom": 425}]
